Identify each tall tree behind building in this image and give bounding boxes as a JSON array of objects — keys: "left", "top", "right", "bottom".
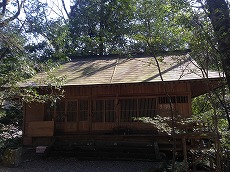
[
  {"left": 206, "top": 0, "right": 230, "bottom": 89},
  {"left": 69, "top": 0, "right": 135, "bottom": 56}
]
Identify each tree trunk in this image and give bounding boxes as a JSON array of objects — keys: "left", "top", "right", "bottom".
[
  {"left": 99, "top": 0, "right": 105, "bottom": 56},
  {"left": 206, "top": 0, "right": 230, "bottom": 89}
]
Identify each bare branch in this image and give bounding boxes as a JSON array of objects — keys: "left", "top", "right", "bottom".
[
  {"left": 0, "top": 0, "right": 11, "bottom": 15},
  {"left": 0, "top": 0, "right": 25, "bottom": 28},
  {"left": 48, "top": 0, "right": 63, "bottom": 18},
  {"left": 61, "top": 0, "right": 70, "bottom": 19}
]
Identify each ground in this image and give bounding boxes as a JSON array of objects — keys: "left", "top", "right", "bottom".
[{"left": 0, "top": 147, "right": 164, "bottom": 172}]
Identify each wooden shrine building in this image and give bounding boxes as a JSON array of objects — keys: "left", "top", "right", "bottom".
[{"left": 21, "top": 53, "right": 223, "bottom": 161}]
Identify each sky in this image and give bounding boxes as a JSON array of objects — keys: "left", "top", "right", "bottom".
[
  {"left": 43, "top": 0, "right": 72, "bottom": 19},
  {"left": 5, "top": 0, "right": 72, "bottom": 20},
  {"left": 3, "top": 0, "right": 72, "bottom": 44}
]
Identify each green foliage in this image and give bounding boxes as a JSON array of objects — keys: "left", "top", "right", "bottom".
[
  {"left": 66, "top": 0, "right": 196, "bottom": 55},
  {"left": 132, "top": 0, "right": 193, "bottom": 53},
  {"left": 0, "top": 1, "right": 230, "bottom": 169},
  {"left": 69, "top": 0, "right": 135, "bottom": 55},
  {"left": 0, "top": 1, "right": 69, "bottom": 158},
  {"left": 134, "top": 116, "right": 172, "bottom": 134},
  {"left": 192, "top": 90, "right": 229, "bottom": 134},
  {"left": 192, "top": 88, "right": 230, "bottom": 170},
  {"left": 0, "top": 28, "right": 37, "bottom": 97},
  {"left": 0, "top": 105, "right": 23, "bottom": 160},
  {"left": 23, "top": 0, "right": 70, "bottom": 62}
]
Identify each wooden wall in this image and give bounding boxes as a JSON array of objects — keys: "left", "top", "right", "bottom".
[
  {"left": 63, "top": 81, "right": 191, "bottom": 98},
  {"left": 23, "top": 81, "right": 192, "bottom": 145},
  {"left": 23, "top": 102, "right": 44, "bottom": 145},
  {"left": 63, "top": 81, "right": 191, "bottom": 118}
]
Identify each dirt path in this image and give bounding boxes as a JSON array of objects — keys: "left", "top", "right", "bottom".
[
  {"left": 0, "top": 148, "right": 164, "bottom": 172},
  {"left": 0, "top": 157, "right": 162, "bottom": 172}
]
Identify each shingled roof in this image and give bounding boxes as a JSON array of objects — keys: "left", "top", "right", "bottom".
[{"left": 21, "top": 54, "right": 222, "bottom": 87}]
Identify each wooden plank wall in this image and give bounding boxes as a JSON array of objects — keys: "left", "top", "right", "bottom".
[
  {"left": 23, "top": 81, "right": 192, "bottom": 143},
  {"left": 23, "top": 102, "right": 44, "bottom": 145},
  {"left": 28, "top": 121, "right": 54, "bottom": 137},
  {"left": 64, "top": 82, "right": 191, "bottom": 131},
  {"left": 63, "top": 82, "right": 190, "bottom": 97}
]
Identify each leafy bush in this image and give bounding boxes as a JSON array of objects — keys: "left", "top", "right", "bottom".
[{"left": 0, "top": 105, "right": 23, "bottom": 162}]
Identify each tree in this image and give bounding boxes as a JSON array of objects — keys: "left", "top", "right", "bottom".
[
  {"left": 0, "top": 0, "right": 229, "bottom": 170},
  {"left": 0, "top": 0, "right": 67, "bottom": 151},
  {"left": 0, "top": 0, "right": 25, "bottom": 28},
  {"left": 168, "top": 1, "right": 230, "bottom": 170},
  {"left": 132, "top": 0, "right": 192, "bottom": 53},
  {"left": 69, "top": 0, "right": 135, "bottom": 55},
  {"left": 205, "top": 0, "right": 230, "bottom": 89}
]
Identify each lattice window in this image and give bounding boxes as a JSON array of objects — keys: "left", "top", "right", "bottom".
[
  {"left": 176, "top": 96, "right": 188, "bottom": 103},
  {"left": 92, "top": 99, "right": 115, "bottom": 122},
  {"left": 79, "top": 100, "right": 89, "bottom": 121},
  {"left": 45, "top": 100, "right": 89, "bottom": 122},
  {"left": 120, "top": 99, "right": 137, "bottom": 122},
  {"left": 67, "top": 101, "right": 77, "bottom": 121},
  {"left": 159, "top": 96, "right": 188, "bottom": 104},
  {"left": 120, "top": 98, "right": 156, "bottom": 122},
  {"left": 105, "top": 100, "right": 115, "bottom": 122},
  {"left": 138, "top": 98, "right": 156, "bottom": 118},
  {"left": 93, "top": 100, "right": 103, "bottom": 122}
]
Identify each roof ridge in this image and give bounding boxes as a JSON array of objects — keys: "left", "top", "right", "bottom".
[{"left": 68, "top": 49, "right": 191, "bottom": 60}]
